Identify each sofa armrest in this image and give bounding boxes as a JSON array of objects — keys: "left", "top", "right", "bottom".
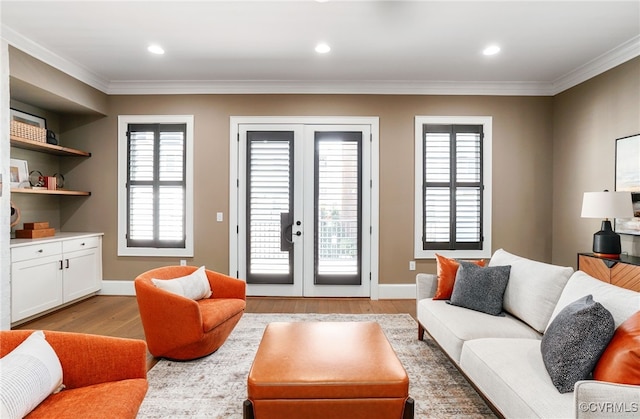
[
  {"left": 1, "top": 330, "right": 147, "bottom": 390},
  {"left": 206, "top": 269, "right": 247, "bottom": 300},
  {"left": 574, "top": 380, "right": 640, "bottom": 418},
  {"left": 416, "top": 273, "right": 437, "bottom": 301}
]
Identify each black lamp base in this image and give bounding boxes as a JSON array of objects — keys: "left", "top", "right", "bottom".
[{"left": 593, "top": 220, "right": 621, "bottom": 259}]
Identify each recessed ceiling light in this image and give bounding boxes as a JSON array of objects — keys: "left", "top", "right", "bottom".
[
  {"left": 483, "top": 45, "right": 500, "bottom": 56},
  {"left": 315, "top": 43, "right": 331, "bottom": 54},
  {"left": 148, "top": 44, "right": 165, "bottom": 55}
]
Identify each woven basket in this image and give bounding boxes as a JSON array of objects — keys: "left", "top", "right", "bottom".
[{"left": 11, "top": 120, "right": 46, "bottom": 143}]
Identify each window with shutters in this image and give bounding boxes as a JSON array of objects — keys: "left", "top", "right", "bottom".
[
  {"left": 117, "top": 115, "right": 194, "bottom": 257},
  {"left": 414, "top": 116, "right": 492, "bottom": 259}
]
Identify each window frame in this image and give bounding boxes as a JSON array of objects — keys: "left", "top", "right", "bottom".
[
  {"left": 414, "top": 116, "right": 492, "bottom": 259},
  {"left": 117, "top": 115, "right": 194, "bottom": 257}
]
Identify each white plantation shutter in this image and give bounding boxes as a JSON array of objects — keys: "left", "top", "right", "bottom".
[
  {"left": 127, "top": 124, "right": 186, "bottom": 248},
  {"left": 423, "top": 125, "right": 483, "bottom": 250},
  {"left": 315, "top": 132, "right": 361, "bottom": 285},
  {"left": 246, "top": 134, "right": 293, "bottom": 283}
]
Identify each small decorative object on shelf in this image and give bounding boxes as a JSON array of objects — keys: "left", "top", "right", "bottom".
[
  {"left": 29, "top": 170, "right": 44, "bottom": 187},
  {"left": 44, "top": 176, "right": 57, "bottom": 191},
  {"left": 9, "top": 158, "right": 29, "bottom": 188},
  {"left": 10, "top": 201, "right": 20, "bottom": 228},
  {"left": 46, "top": 130, "right": 58, "bottom": 145},
  {"left": 15, "top": 221, "right": 55, "bottom": 239},
  {"left": 10, "top": 109, "right": 47, "bottom": 143},
  {"left": 53, "top": 173, "right": 65, "bottom": 189}
]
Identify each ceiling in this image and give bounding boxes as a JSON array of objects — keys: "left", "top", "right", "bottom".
[{"left": 2, "top": 0, "right": 639, "bottom": 96}]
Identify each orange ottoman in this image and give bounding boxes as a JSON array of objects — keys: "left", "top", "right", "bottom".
[{"left": 244, "top": 322, "right": 413, "bottom": 419}]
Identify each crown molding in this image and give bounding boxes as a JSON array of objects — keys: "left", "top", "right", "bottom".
[
  {"left": 2, "top": 25, "right": 110, "bottom": 93},
  {"left": 3, "top": 23, "right": 638, "bottom": 97},
  {"left": 551, "top": 35, "right": 640, "bottom": 95},
  {"left": 106, "top": 79, "right": 556, "bottom": 96}
]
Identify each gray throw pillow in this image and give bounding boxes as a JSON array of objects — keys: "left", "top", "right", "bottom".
[
  {"left": 541, "top": 294, "right": 614, "bottom": 393},
  {"left": 449, "top": 262, "right": 511, "bottom": 316}
]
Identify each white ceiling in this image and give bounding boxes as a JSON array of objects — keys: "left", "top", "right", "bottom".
[{"left": 2, "top": 0, "right": 639, "bottom": 96}]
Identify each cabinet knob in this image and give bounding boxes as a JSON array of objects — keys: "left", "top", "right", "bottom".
[
  {"left": 81, "top": 242, "right": 85, "bottom": 246},
  {"left": 37, "top": 249, "right": 43, "bottom": 253}
]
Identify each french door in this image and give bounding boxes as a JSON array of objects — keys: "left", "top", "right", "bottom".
[{"left": 231, "top": 118, "right": 378, "bottom": 297}]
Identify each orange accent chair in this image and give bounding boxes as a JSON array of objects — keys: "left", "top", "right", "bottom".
[
  {"left": 134, "top": 265, "right": 246, "bottom": 361},
  {"left": 0, "top": 330, "right": 148, "bottom": 418}
]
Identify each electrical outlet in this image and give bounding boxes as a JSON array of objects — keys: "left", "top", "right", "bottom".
[
  {"left": 409, "top": 261, "right": 416, "bottom": 271},
  {"left": 216, "top": 212, "right": 223, "bottom": 222},
  {"left": 180, "top": 259, "right": 187, "bottom": 266}
]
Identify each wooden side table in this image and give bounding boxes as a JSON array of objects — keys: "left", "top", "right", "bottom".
[{"left": 578, "top": 253, "right": 640, "bottom": 292}]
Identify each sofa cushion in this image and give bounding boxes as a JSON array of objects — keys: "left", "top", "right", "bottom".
[
  {"left": 152, "top": 265, "right": 212, "bottom": 300},
  {"left": 593, "top": 310, "right": 640, "bottom": 385},
  {"left": 547, "top": 271, "right": 640, "bottom": 331},
  {"left": 0, "top": 331, "right": 63, "bottom": 419},
  {"left": 199, "top": 298, "right": 247, "bottom": 332},
  {"left": 417, "top": 298, "right": 541, "bottom": 364},
  {"left": 460, "top": 338, "right": 574, "bottom": 419},
  {"left": 489, "top": 248, "right": 573, "bottom": 333},
  {"left": 449, "top": 262, "right": 510, "bottom": 316},
  {"left": 433, "top": 254, "right": 485, "bottom": 300},
  {"left": 28, "top": 378, "right": 148, "bottom": 419},
  {"left": 541, "top": 295, "right": 614, "bottom": 393}
]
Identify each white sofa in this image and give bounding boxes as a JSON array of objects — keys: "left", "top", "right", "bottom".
[{"left": 416, "top": 249, "right": 640, "bottom": 419}]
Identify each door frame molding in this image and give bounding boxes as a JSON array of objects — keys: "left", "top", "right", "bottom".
[{"left": 229, "top": 116, "right": 380, "bottom": 300}]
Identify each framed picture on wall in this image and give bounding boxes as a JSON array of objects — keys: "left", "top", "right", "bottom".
[{"left": 615, "top": 133, "right": 640, "bottom": 235}]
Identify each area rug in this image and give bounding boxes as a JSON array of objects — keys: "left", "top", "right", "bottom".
[{"left": 138, "top": 313, "right": 495, "bottom": 418}]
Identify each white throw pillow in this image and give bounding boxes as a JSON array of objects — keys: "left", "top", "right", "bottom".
[
  {"left": 152, "top": 265, "right": 212, "bottom": 300},
  {"left": 546, "top": 270, "right": 640, "bottom": 332},
  {"left": 0, "top": 331, "right": 63, "bottom": 419},
  {"left": 489, "top": 249, "right": 573, "bottom": 333}
]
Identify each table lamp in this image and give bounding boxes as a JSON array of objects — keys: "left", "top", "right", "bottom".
[{"left": 581, "top": 190, "right": 633, "bottom": 259}]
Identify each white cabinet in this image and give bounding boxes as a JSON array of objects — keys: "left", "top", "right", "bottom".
[
  {"left": 62, "top": 236, "right": 102, "bottom": 302},
  {"left": 10, "top": 233, "right": 103, "bottom": 324},
  {"left": 11, "top": 241, "right": 64, "bottom": 322}
]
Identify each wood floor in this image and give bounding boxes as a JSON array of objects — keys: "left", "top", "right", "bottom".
[{"left": 14, "top": 296, "right": 417, "bottom": 368}]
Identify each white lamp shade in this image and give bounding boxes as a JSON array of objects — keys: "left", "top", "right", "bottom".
[{"left": 581, "top": 191, "right": 634, "bottom": 218}]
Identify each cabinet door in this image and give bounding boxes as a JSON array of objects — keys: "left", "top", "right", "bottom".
[
  {"left": 63, "top": 248, "right": 101, "bottom": 302},
  {"left": 12, "top": 255, "right": 63, "bottom": 321},
  {"left": 578, "top": 255, "right": 610, "bottom": 283}
]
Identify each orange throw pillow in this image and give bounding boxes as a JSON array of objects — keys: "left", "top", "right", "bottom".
[
  {"left": 433, "top": 254, "right": 485, "bottom": 300},
  {"left": 593, "top": 311, "right": 640, "bottom": 385}
]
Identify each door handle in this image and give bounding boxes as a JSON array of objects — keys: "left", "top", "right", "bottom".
[{"left": 280, "top": 212, "right": 293, "bottom": 251}]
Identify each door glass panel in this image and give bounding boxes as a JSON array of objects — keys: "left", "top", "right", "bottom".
[
  {"left": 246, "top": 132, "right": 294, "bottom": 284},
  {"left": 315, "top": 132, "right": 361, "bottom": 285}
]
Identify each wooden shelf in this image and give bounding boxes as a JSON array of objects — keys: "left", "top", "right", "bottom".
[
  {"left": 10, "top": 135, "right": 91, "bottom": 157},
  {"left": 11, "top": 188, "right": 90, "bottom": 196}
]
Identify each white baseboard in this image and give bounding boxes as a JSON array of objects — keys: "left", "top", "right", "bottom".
[
  {"left": 377, "top": 283, "right": 416, "bottom": 299},
  {"left": 98, "top": 280, "right": 135, "bottom": 296},
  {"left": 97, "top": 280, "right": 416, "bottom": 300}
]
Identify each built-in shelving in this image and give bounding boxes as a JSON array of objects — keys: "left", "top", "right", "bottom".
[
  {"left": 10, "top": 188, "right": 90, "bottom": 196},
  {"left": 10, "top": 135, "right": 92, "bottom": 196},
  {"left": 10, "top": 135, "right": 91, "bottom": 157}
]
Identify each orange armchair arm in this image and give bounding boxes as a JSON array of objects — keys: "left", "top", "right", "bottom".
[
  {"left": 206, "top": 269, "right": 247, "bottom": 300},
  {"left": 0, "top": 330, "right": 147, "bottom": 389}
]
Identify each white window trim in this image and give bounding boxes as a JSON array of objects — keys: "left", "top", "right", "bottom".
[
  {"left": 414, "top": 116, "right": 492, "bottom": 259},
  {"left": 117, "top": 115, "right": 194, "bottom": 257}
]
